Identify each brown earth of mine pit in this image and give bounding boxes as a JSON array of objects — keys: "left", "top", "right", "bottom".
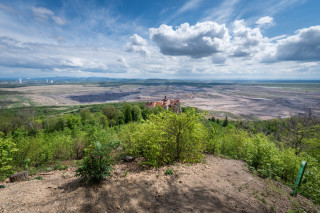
[{"left": 0, "top": 155, "right": 318, "bottom": 213}]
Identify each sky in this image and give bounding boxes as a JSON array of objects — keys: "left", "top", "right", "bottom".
[{"left": 0, "top": 0, "right": 320, "bottom": 80}]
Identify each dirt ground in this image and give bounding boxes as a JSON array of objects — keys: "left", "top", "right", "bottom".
[
  {"left": 0, "top": 155, "right": 318, "bottom": 213},
  {"left": 2, "top": 83, "right": 320, "bottom": 119}
]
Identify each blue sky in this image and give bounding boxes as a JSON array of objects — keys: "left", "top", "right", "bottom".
[{"left": 0, "top": 0, "right": 319, "bottom": 80}]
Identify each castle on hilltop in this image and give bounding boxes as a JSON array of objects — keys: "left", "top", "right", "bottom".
[{"left": 146, "top": 96, "right": 182, "bottom": 113}]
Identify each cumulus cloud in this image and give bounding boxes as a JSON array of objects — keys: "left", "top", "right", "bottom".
[
  {"left": 232, "top": 20, "right": 265, "bottom": 57},
  {"left": 275, "top": 26, "right": 320, "bottom": 61},
  {"left": 211, "top": 54, "right": 227, "bottom": 64},
  {"left": 125, "top": 34, "right": 149, "bottom": 56},
  {"left": 117, "top": 56, "right": 129, "bottom": 68},
  {"left": 256, "top": 16, "right": 274, "bottom": 27},
  {"left": 31, "top": 6, "right": 66, "bottom": 25},
  {"left": 149, "top": 22, "right": 230, "bottom": 58}
]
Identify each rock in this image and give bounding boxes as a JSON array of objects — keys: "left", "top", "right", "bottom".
[
  {"left": 122, "top": 156, "right": 135, "bottom": 163},
  {"left": 9, "top": 171, "right": 28, "bottom": 182}
]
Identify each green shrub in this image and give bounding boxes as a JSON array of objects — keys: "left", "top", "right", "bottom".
[
  {"left": 0, "top": 137, "right": 18, "bottom": 180},
  {"left": 165, "top": 168, "right": 174, "bottom": 176},
  {"left": 120, "top": 109, "right": 206, "bottom": 167},
  {"left": 75, "top": 141, "right": 119, "bottom": 183}
]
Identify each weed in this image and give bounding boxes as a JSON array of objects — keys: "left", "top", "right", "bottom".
[
  {"left": 270, "top": 206, "right": 275, "bottom": 212},
  {"left": 32, "top": 176, "right": 43, "bottom": 180},
  {"left": 165, "top": 168, "right": 174, "bottom": 176},
  {"left": 238, "top": 186, "right": 243, "bottom": 192},
  {"left": 54, "top": 161, "right": 68, "bottom": 170},
  {"left": 216, "top": 179, "right": 219, "bottom": 182},
  {"left": 232, "top": 182, "right": 235, "bottom": 186},
  {"left": 0, "top": 185, "right": 5, "bottom": 188},
  {"left": 28, "top": 167, "right": 38, "bottom": 176},
  {"left": 124, "top": 170, "right": 128, "bottom": 177}
]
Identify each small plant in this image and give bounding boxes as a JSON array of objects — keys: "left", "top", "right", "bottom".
[
  {"left": 0, "top": 185, "right": 5, "bottom": 188},
  {"left": 32, "top": 176, "right": 43, "bottom": 180},
  {"left": 28, "top": 167, "right": 38, "bottom": 176},
  {"left": 124, "top": 170, "right": 128, "bottom": 177},
  {"left": 76, "top": 141, "right": 119, "bottom": 183},
  {"left": 54, "top": 161, "right": 68, "bottom": 170},
  {"left": 24, "top": 158, "right": 31, "bottom": 170},
  {"left": 164, "top": 168, "right": 174, "bottom": 176},
  {"left": 270, "top": 206, "right": 275, "bottom": 212}
]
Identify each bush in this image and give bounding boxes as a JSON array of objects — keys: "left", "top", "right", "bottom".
[
  {"left": 120, "top": 109, "right": 206, "bottom": 167},
  {"left": 0, "top": 137, "right": 18, "bottom": 180},
  {"left": 75, "top": 141, "right": 119, "bottom": 183}
]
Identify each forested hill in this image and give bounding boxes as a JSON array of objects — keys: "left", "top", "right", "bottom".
[{"left": 0, "top": 102, "right": 319, "bottom": 206}]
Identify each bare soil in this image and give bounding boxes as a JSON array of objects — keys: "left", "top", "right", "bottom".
[
  {"left": 2, "top": 84, "right": 320, "bottom": 119},
  {"left": 0, "top": 155, "right": 318, "bottom": 213}
]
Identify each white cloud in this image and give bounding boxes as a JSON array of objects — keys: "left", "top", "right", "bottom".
[
  {"left": 150, "top": 21, "right": 230, "bottom": 58},
  {"left": 178, "top": 0, "right": 203, "bottom": 14},
  {"left": 202, "top": 0, "right": 240, "bottom": 23},
  {"left": 256, "top": 16, "right": 274, "bottom": 27},
  {"left": 31, "top": 6, "right": 66, "bottom": 26},
  {"left": 211, "top": 54, "right": 227, "bottom": 64},
  {"left": 125, "top": 34, "right": 149, "bottom": 57},
  {"left": 232, "top": 20, "right": 265, "bottom": 57},
  {"left": 117, "top": 56, "right": 129, "bottom": 68},
  {"left": 261, "top": 25, "right": 320, "bottom": 62},
  {"left": 276, "top": 26, "right": 320, "bottom": 61}
]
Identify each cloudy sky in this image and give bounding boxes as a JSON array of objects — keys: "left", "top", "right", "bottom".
[{"left": 0, "top": 0, "right": 319, "bottom": 80}]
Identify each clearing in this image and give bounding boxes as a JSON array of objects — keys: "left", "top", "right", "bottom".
[{"left": 0, "top": 155, "right": 318, "bottom": 213}]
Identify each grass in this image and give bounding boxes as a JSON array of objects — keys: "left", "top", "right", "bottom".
[{"left": 164, "top": 168, "right": 174, "bottom": 176}]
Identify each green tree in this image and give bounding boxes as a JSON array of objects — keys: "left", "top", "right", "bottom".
[
  {"left": 123, "top": 103, "right": 133, "bottom": 123},
  {"left": 132, "top": 105, "right": 143, "bottom": 122},
  {"left": 122, "top": 108, "right": 206, "bottom": 166},
  {"left": 102, "top": 106, "right": 121, "bottom": 127},
  {"left": 222, "top": 116, "right": 228, "bottom": 127},
  {"left": 280, "top": 108, "right": 320, "bottom": 155}
]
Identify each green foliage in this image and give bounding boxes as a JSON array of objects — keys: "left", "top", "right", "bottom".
[
  {"left": 0, "top": 103, "right": 319, "bottom": 204},
  {"left": 222, "top": 116, "right": 228, "bottom": 127},
  {"left": 32, "top": 176, "right": 43, "bottom": 180},
  {"left": 102, "top": 106, "right": 121, "bottom": 127},
  {"left": 164, "top": 168, "right": 174, "bottom": 176},
  {"left": 132, "top": 105, "right": 143, "bottom": 122},
  {"left": 123, "top": 103, "right": 133, "bottom": 123},
  {"left": 120, "top": 109, "right": 206, "bottom": 167},
  {"left": 206, "top": 126, "right": 320, "bottom": 204},
  {"left": 0, "top": 137, "right": 18, "bottom": 180},
  {"left": 76, "top": 141, "right": 119, "bottom": 183},
  {"left": 53, "top": 161, "right": 69, "bottom": 170}
]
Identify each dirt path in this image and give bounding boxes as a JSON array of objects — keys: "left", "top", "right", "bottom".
[{"left": 0, "top": 155, "right": 318, "bottom": 213}]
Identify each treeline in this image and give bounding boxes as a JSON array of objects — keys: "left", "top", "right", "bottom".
[{"left": 0, "top": 104, "right": 319, "bottom": 204}]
